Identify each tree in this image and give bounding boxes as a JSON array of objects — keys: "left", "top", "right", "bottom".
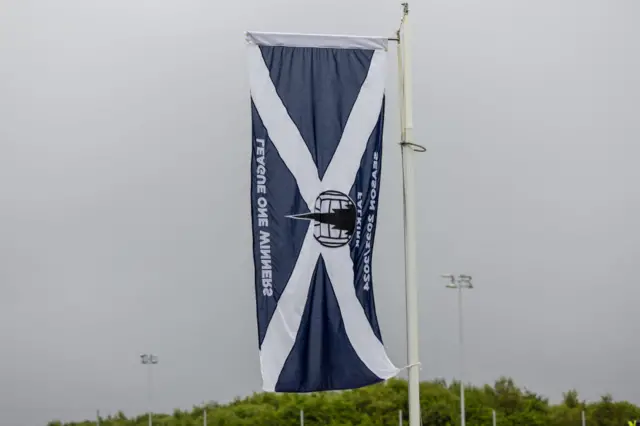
[
  {"left": 49, "top": 378, "right": 640, "bottom": 426},
  {"left": 562, "top": 389, "right": 580, "bottom": 409}
]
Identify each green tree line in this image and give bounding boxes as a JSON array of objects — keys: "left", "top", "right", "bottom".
[{"left": 48, "top": 377, "right": 640, "bottom": 426}]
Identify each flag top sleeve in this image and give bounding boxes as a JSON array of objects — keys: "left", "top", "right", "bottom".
[
  {"left": 247, "top": 31, "right": 398, "bottom": 393},
  {"left": 245, "top": 31, "right": 389, "bottom": 51}
]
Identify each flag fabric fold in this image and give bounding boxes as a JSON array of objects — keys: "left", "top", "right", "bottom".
[{"left": 247, "top": 31, "right": 398, "bottom": 393}]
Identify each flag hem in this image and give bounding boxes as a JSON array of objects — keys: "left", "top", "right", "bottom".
[{"left": 245, "top": 31, "right": 388, "bottom": 50}]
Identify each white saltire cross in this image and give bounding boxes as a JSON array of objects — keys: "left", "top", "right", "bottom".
[{"left": 248, "top": 45, "right": 398, "bottom": 391}]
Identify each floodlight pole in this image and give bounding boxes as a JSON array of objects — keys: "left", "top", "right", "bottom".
[
  {"left": 441, "top": 274, "right": 473, "bottom": 426},
  {"left": 140, "top": 353, "right": 159, "bottom": 426}
]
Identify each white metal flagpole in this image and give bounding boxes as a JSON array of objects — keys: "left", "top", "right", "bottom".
[{"left": 397, "top": 3, "right": 425, "bottom": 426}]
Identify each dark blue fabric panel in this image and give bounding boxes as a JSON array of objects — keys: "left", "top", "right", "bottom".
[
  {"left": 348, "top": 97, "right": 385, "bottom": 343},
  {"left": 259, "top": 45, "right": 374, "bottom": 180},
  {"left": 251, "top": 100, "right": 310, "bottom": 348},
  {"left": 274, "top": 257, "right": 382, "bottom": 392}
]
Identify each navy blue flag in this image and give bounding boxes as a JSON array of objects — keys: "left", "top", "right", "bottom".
[{"left": 247, "top": 31, "right": 398, "bottom": 392}]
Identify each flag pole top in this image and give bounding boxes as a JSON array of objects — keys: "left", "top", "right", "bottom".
[
  {"left": 396, "top": 2, "right": 425, "bottom": 153},
  {"left": 388, "top": 2, "right": 409, "bottom": 42}
]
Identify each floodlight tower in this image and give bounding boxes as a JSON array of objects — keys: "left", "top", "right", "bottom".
[
  {"left": 140, "top": 354, "right": 159, "bottom": 426},
  {"left": 441, "top": 274, "right": 473, "bottom": 426}
]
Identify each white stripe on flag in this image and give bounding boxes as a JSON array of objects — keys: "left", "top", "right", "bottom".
[
  {"left": 259, "top": 225, "right": 318, "bottom": 390},
  {"left": 320, "top": 244, "right": 399, "bottom": 379},
  {"left": 247, "top": 45, "right": 321, "bottom": 211},
  {"left": 322, "top": 49, "right": 387, "bottom": 193}
]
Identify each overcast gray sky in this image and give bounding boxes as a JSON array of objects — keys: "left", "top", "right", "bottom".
[{"left": 1, "top": 0, "right": 639, "bottom": 424}]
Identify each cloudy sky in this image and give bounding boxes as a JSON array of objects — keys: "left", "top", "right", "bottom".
[{"left": 1, "top": 0, "right": 639, "bottom": 424}]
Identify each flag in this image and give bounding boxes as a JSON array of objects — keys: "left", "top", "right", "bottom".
[{"left": 247, "top": 31, "right": 398, "bottom": 392}]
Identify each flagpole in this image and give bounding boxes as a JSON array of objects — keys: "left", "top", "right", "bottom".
[{"left": 397, "top": 3, "right": 424, "bottom": 426}]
